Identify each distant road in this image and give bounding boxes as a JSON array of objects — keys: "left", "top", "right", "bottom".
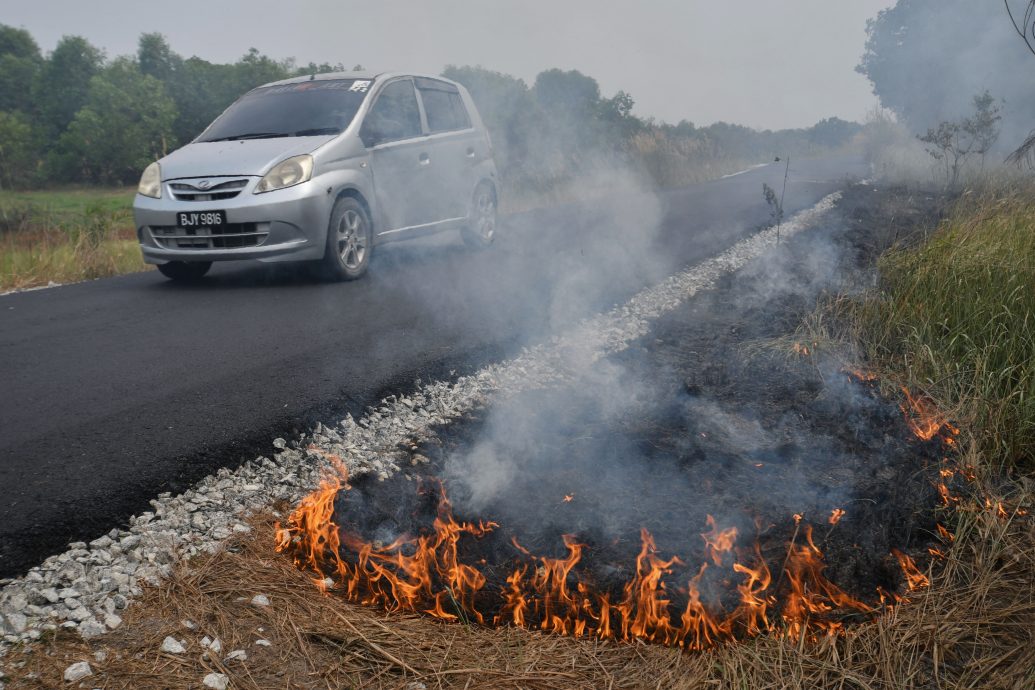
[{"left": 0, "top": 156, "right": 866, "bottom": 577}]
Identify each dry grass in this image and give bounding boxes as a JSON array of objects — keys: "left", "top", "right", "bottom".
[
  {"left": 3, "top": 464, "right": 1033, "bottom": 690},
  {"left": 0, "top": 188, "right": 150, "bottom": 291}
]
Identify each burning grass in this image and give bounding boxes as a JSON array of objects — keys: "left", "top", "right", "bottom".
[
  {"left": 274, "top": 462, "right": 934, "bottom": 652},
  {"left": 3, "top": 471, "right": 1032, "bottom": 689}
]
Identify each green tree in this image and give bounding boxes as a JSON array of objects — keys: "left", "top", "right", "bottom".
[
  {"left": 138, "top": 32, "right": 181, "bottom": 82},
  {"left": 857, "top": 0, "right": 1035, "bottom": 148},
  {"left": 0, "top": 24, "right": 42, "bottom": 113},
  {"left": 232, "top": 47, "right": 292, "bottom": 94},
  {"left": 807, "top": 117, "right": 862, "bottom": 148},
  {"left": 442, "top": 65, "right": 542, "bottom": 175},
  {"left": 292, "top": 60, "right": 346, "bottom": 77},
  {"left": 32, "top": 35, "right": 103, "bottom": 140},
  {"left": 918, "top": 91, "right": 1002, "bottom": 188},
  {"left": 165, "top": 48, "right": 291, "bottom": 143},
  {"left": 0, "top": 110, "right": 36, "bottom": 188},
  {"left": 533, "top": 68, "right": 601, "bottom": 121},
  {"left": 598, "top": 90, "right": 644, "bottom": 140},
  {"left": 51, "top": 59, "right": 176, "bottom": 184}
]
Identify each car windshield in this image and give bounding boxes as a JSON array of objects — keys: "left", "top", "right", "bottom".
[{"left": 198, "top": 78, "right": 373, "bottom": 142}]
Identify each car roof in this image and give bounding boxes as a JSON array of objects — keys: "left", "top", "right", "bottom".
[{"left": 258, "top": 71, "right": 460, "bottom": 89}]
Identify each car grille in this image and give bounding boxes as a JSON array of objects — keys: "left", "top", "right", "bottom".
[
  {"left": 169, "top": 179, "right": 249, "bottom": 201},
  {"left": 150, "top": 223, "right": 269, "bottom": 249}
]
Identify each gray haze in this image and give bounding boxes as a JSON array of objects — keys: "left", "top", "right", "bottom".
[{"left": 5, "top": 0, "right": 892, "bottom": 130}]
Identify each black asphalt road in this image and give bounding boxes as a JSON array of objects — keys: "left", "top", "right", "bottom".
[{"left": 0, "top": 157, "right": 866, "bottom": 577}]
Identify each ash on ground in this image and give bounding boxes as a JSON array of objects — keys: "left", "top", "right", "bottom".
[{"left": 337, "top": 184, "right": 955, "bottom": 610}]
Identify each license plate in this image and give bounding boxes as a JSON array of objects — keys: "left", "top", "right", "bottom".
[{"left": 177, "top": 210, "right": 226, "bottom": 228}]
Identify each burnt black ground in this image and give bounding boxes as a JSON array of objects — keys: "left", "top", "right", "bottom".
[
  {"left": 0, "top": 157, "right": 863, "bottom": 578},
  {"left": 337, "top": 183, "right": 956, "bottom": 617}
]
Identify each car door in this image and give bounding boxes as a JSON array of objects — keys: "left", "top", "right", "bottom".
[
  {"left": 415, "top": 78, "right": 483, "bottom": 222},
  {"left": 359, "top": 78, "right": 435, "bottom": 235}
]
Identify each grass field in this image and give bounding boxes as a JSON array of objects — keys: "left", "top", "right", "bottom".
[
  {"left": 849, "top": 186, "right": 1035, "bottom": 471},
  {"left": 0, "top": 187, "right": 150, "bottom": 291}
]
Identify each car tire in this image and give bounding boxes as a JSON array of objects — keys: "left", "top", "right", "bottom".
[
  {"left": 157, "top": 261, "right": 212, "bottom": 282},
  {"left": 461, "top": 182, "right": 497, "bottom": 249},
  {"left": 321, "top": 196, "right": 372, "bottom": 281}
]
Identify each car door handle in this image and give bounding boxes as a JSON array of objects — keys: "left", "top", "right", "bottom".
[
  {"left": 418, "top": 153, "right": 430, "bottom": 165},
  {"left": 466, "top": 147, "right": 476, "bottom": 158}
]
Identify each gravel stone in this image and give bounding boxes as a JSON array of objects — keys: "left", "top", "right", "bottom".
[
  {"left": 1, "top": 592, "right": 27, "bottom": 615},
  {"left": 55, "top": 561, "right": 85, "bottom": 584},
  {"left": 78, "top": 619, "right": 106, "bottom": 639},
  {"left": 63, "top": 662, "right": 92, "bottom": 683},
  {"left": 66, "top": 607, "right": 92, "bottom": 623},
  {"left": 203, "top": 673, "right": 228, "bottom": 690},
  {"left": 1, "top": 613, "right": 26, "bottom": 634},
  {"left": 225, "top": 649, "right": 247, "bottom": 661},
  {"left": 37, "top": 588, "right": 60, "bottom": 604},
  {"left": 103, "top": 613, "right": 122, "bottom": 630},
  {"left": 250, "top": 594, "right": 270, "bottom": 607},
  {"left": 160, "top": 636, "right": 186, "bottom": 654},
  {"left": 254, "top": 638, "right": 272, "bottom": 646}
]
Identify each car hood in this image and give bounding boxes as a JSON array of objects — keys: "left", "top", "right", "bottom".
[{"left": 159, "top": 136, "right": 335, "bottom": 180}]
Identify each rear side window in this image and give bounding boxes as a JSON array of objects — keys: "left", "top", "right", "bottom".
[
  {"left": 361, "top": 80, "right": 422, "bottom": 145},
  {"left": 417, "top": 80, "right": 472, "bottom": 133}
]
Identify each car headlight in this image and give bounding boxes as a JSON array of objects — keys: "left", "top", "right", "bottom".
[
  {"left": 254, "top": 155, "right": 314, "bottom": 194},
  {"left": 137, "top": 162, "right": 161, "bottom": 199}
]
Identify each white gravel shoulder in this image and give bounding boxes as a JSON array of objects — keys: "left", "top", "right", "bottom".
[{"left": 0, "top": 192, "right": 840, "bottom": 656}]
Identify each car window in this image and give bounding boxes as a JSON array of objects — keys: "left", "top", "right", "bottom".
[
  {"left": 198, "top": 79, "right": 371, "bottom": 142},
  {"left": 361, "top": 80, "right": 422, "bottom": 145},
  {"left": 416, "top": 80, "right": 472, "bottom": 133},
  {"left": 448, "top": 92, "right": 472, "bottom": 129}
]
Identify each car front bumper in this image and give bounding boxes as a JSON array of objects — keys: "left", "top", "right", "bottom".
[{"left": 133, "top": 177, "right": 333, "bottom": 264}]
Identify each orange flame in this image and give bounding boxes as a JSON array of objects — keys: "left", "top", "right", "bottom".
[
  {"left": 845, "top": 368, "right": 878, "bottom": 382},
  {"left": 276, "top": 477, "right": 904, "bottom": 649},
  {"left": 701, "top": 515, "right": 738, "bottom": 566},
  {"left": 900, "top": 387, "right": 959, "bottom": 443},
  {"left": 563, "top": 494, "right": 574, "bottom": 503},
  {"left": 828, "top": 508, "right": 845, "bottom": 526},
  {"left": 891, "top": 549, "right": 929, "bottom": 590},
  {"left": 985, "top": 498, "right": 1010, "bottom": 520}
]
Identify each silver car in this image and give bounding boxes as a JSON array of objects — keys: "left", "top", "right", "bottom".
[{"left": 133, "top": 71, "right": 499, "bottom": 281}]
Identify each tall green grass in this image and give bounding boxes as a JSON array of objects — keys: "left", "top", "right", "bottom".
[
  {"left": 0, "top": 187, "right": 148, "bottom": 290},
  {"left": 853, "top": 189, "right": 1035, "bottom": 467}
]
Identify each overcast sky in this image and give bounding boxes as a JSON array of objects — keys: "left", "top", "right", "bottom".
[{"left": 5, "top": 0, "right": 894, "bottom": 130}]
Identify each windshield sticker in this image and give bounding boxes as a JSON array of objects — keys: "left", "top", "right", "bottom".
[
  {"left": 262, "top": 80, "right": 365, "bottom": 94},
  {"left": 349, "top": 80, "right": 372, "bottom": 93}
]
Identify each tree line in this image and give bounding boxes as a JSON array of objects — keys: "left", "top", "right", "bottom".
[{"left": 0, "top": 25, "right": 862, "bottom": 190}]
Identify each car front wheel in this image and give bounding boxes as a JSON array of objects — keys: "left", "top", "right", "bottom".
[
  {"left": 321, "top": 196, "right": 372, "bottom": 281},
  {"left": 157, "top": 261, "right": 212, "bottom": 282}
]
